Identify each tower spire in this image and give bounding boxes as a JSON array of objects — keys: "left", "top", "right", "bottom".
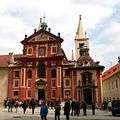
[
  {"left": 79, "top": 15, "right": 81, "bottom": 20},
  {"left": 75, "top": 15, "right": 87, "bottom": 39},
  {"left": 74, "top": 15, "right": 89, "bottom": 60}
]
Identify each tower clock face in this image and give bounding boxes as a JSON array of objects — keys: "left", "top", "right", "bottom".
[{"left": 37, "top": 33, "right": 47, "bottom": 41}]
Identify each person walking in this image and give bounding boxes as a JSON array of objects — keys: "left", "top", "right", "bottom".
[
  {"left": 30, "top": 98, "right": 36, "bottom": 114},
  {"left": 64, "top": 101, "right": 71, "bottom": 120},
  {"left": 22, "top": 100, "right": 28, "bottom": 114},
  {"left": 108, "top": 101, "right": 112, "bottom": 111},
  {"left": 91, "top": 103, "right": 95, "bottom": 115},
  {"left": 4, "top": 99, "right": 7, "bottom": 108},
  {"left": 54, "top": 101, "right": 61, "bottom": 120},
  {"left": 7, "top": 99, "right": 13, "bottom": 112},
  {"left": 40, "top": 100, "right": 48, "bottom": 120},
  {"left": 82, "top": 101, "right": 87, "bottom": 116},
  {"left": 76, "top": 101, "right": 81, "bottom": 116},
  {"left": 15, "top": 100, "right": 19, "bottom": 113},
  {"left": 71, "top": 100, "right": 76, "bottom": 116}
]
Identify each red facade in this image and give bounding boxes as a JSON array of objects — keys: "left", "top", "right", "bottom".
[{"left": 7, "top": 22, "right": 104, "bottom": 107}]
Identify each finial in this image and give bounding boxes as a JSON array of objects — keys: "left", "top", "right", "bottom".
[
  {"left": 43, "top": 15, "right": 45, "bottom": 22},
  {"left": 40, "top": 18, "right": 42, "bottom": 23},
  {"left": 34, "top": 29, "right": 37, "bottom": 33},
  {"left": 118, "top": 56, "right": 120, "bottom": 62},
  {"left": 25, "top": 34, "right": 27, "bottom": 38},
  {"left": 79, "top": 15, "right": 81, "bottom": 20},
  {"left": 43, "top": 12, "right": 46, "bottom": 22},
  {"left": 58, "top": 33, "right": 60, "bottom": 37},
  {"left": 85, "top": 31, "right": 87, "bottom": 37},
  {"left": 48, "top": 28, "right": 51, "bottom": 32}
]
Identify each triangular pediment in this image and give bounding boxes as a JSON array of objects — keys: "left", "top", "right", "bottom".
[
  {"left": 36, "top": 78, "right": 47, "bottom": 85},
  {"left": 21, "top": 29, "right": 63, "bottom": 44}
]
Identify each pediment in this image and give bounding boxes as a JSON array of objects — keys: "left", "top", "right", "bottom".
[
  {"left": 36, "top": 33, "right": 48, "bottom": 41},
  {"left": 28, "top": 32, "right": 56, "bottom": 43},
  {"left": 36, "top": 78, "right": 47, "bottom": 85},
  {"left": 21, "top": 29, "right": 63, "bottom": 44}
]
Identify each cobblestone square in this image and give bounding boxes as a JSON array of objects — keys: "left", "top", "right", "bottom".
[{"left": 0, "top": 107, "right": 120, "bottom": 120}]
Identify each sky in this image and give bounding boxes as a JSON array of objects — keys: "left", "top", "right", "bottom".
[{"left": 0, "top": 0, "right": 120, "bottom": 71}]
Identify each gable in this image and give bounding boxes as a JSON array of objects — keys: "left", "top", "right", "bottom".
[
  {"left": 29, "top": 33, "right": 56, "bottom": 42},
  {"left": 21, "top": 29, "right": 63, "bottom": 44}
]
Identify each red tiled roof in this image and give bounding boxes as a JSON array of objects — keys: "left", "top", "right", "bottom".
[
  {"left": 0, "top": 54, "right": 24, "bottom": 67},
  {"left": 0, "top": 55, "right": 10, "bottom": 67},
  {"left": 102, "top": 64, "right": 119, "bottom": 80}
]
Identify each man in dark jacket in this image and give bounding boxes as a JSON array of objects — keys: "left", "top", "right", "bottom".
[
  {"left": 30, "top": 98, "right": 36, "bottom": 114},
  {"left": 64, "top": 101, "right": 71, "bottom": 120},
  {"left": 54, "top": 101, "right": 61, "bottom": 120}
]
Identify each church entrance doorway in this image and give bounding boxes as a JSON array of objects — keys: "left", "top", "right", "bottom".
[
  {"left": 38, "top": 89, "right": 45, "bottom": 100},
  {"left": 83, "top": 88, "right": 92, "bottom": 104}
]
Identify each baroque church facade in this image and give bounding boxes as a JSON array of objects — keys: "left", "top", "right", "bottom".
[{"left": 0, "top": 16, "right": 104, "bottom": 107}]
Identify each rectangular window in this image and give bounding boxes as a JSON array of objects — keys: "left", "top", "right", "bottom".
[
  {"left": 51, "top": 89, "right": 56, "bottom": 98},
  {"left": 112, "top": 81, "right": 114, "bottom": 89},
  {"left": 79, "top": 43, "right": 84, "bottom": 48},
  {"left": 52, "top": 46, "right": 57, "bottom": 53},
  {"left": 65, "top": 79, "right": 70, "bottom": 86},
  {"left": 116, "top": 80, "right": 118, "bottom": 88},
  {"left": 109, "top": 83, "right": 110, "bottom": 90},
  {"left": 14, "top": 81, "right": 19, "bottom": 87},
  {"left": 14, "top": 71, "right": 20, "bottom": 78},
  {"left": 14, "top": 91, "right": 19, "bottom": 96},
  {"left": 28, "top": 80, "right": 31, "bottom": 87},
  {"left": 28, "top": 70, "right": 32, "bottom": 78},
  {"left": 52, "top": 79, "right": 56, "bottom": 87},
  {"left": 27, "top": 47, "right": 33, "bottom": 55},
  {"left": 65, "top": 90, "right": 71, "bottom": 98},
  {"left": 65, "top": 69, "right": 70, "bottom": 76},
  {"left": 28, "top": 90, "right": 31, "bottom": 97},
  {"left": 38, "top": 47, "right": 46, "bottom": 57}
]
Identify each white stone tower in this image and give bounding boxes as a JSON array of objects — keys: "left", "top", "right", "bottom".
[{"left": 74, "top": 15, "right": 89, "bottom": 60}]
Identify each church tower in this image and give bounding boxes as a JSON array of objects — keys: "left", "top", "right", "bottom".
[{"left": 74, "top": 15, "right": 89, "bottom": 60}]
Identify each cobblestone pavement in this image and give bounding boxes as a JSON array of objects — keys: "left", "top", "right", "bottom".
[{"left": 0, "top": 106, "right": 120, "bottom": 120}]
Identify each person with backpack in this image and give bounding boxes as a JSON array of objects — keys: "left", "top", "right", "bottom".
[{"left": 54, "top": 101, "right": 61, "bottom": 120}]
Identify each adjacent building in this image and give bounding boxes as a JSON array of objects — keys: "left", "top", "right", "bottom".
[
  {"left": 0, "top": 16, "right": 104, "bottom": 107},
  {"left": 0, "top": 55, "right": 10, "bottom": 106},
  {"left": 102, "top": 57, "right": 120, "bottom": 102}
]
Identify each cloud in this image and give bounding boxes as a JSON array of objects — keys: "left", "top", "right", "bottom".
[
  {"left": 69, "top": 0, "right": 119, "bottom": 7},
  {"left": 0, "top": 0, "right": 120, "bottom": 71},
  {"left": 90, "top": 19, "right": 120, "bottom": 70}
]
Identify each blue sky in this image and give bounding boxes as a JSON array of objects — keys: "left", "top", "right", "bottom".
[{"left": 0, "top": 0, "right": 120, "bottom": 71}]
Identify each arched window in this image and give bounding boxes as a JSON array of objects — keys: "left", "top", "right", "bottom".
[
  {"left": 82, "top": 72, "right": 92, "bottom": 85},
  {"left": 51, "top": 69, "right": 56, "bottom": 78},
  {"left": 38, "top": 63, "right": 46, "bottom": 78},
  {"left": 28, "top": 69, "right": 32, "bottom": 78}
]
